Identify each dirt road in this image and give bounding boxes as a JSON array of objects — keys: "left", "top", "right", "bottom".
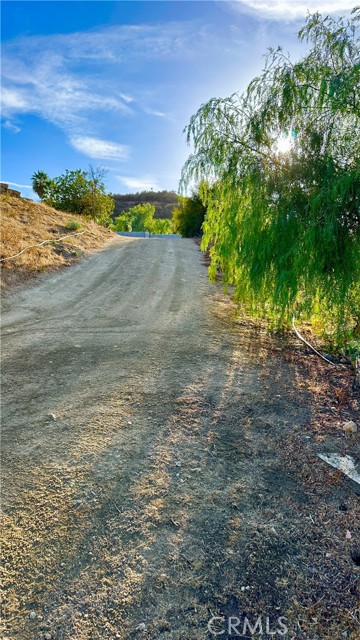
[{"left": 1, "top": 238, "right": 359, "bottom": 639}]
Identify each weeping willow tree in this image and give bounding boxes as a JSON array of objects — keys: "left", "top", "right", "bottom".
[{"left": 181, "top": 9, "right": 360, "bottom": 347}]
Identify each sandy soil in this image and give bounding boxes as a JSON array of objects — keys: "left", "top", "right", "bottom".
[{"left": 1, "top": 237, "right": 359, "bottom": 640}]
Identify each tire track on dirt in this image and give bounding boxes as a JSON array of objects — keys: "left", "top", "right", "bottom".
[{"left": 1, "top": 238, "right": 359, "bottom": 640}]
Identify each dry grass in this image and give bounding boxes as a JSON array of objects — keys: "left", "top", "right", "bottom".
[{"left": 0, "top": 194, "right": 113, "bottom": 285}]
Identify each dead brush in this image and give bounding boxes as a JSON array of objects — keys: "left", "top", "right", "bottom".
[{"left": 0, "top": 195, "right": 113, "bottom": 282}]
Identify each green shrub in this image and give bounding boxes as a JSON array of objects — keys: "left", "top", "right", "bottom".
[
  {"left": 32, "top": 166, "right": 115, "bottom": 227},
  {"left": 113, "top": 203, "right": 174, "bottom": 233},
  {"left": 172, "top": 190, "right": 206, "bottom": 237},
  {"left": 66, "top": 220, "right": 83, "bottom": 231}
]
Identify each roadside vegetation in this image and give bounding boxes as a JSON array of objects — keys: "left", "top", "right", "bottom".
[
  {"left": 181, "top": 9, "right": 360, "bottom": 357},
  {"left": 172, "top": 190, "right": 206, "bottom": 237},
  {"left": 111, "top": 202, "right": 174, "bottom": 234},
  {"left": 32, "top": 172, "right": 176, "bottom": 235},
  {"left": 32, "top": 166, "right": 114, "bottom": 226}
]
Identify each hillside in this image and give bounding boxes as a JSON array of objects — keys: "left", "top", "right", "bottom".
[
  {"left": 112, "top": 190, "right": 178, "bottom": 220},
  {"left": 0, "top": 194, "right": 114, "bottom": 286}
]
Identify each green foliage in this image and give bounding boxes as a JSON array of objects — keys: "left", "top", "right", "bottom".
[
  {"left": 181, "top": 9, "right": 360, "bottom": 348},
  {"left": 172, "top": 190, "right": 206, "bottom": 237},
  {"left": 31, "top": 171, "right": 53, "bottom": 200},
  {"left": 66, "top": 220, "right": 83, "bottom": 231},
  {"left": 111, "top": 214, "right": 131, "bottom": 232},
  {"left": 151, "top": 217, "right": 174, "bottom": 234},
  {"left": 113, "top": 203, "right": 155, "bottom": 232},
  {"left": 113, "top": 203, "right": 174, "bottom": 234},
  {"left": 49, "top": 169, "right": 90, "bottom": 213},
  {"left": 82, "top": 166, "right": 115, "bottom": 225},
  {"left": 34, "top": 166, "right": 114, "bottom": 226}
]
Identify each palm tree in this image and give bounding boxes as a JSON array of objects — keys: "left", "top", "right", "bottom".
[{"left": 31, "top": 170, "right": 51, "bottom": 200}]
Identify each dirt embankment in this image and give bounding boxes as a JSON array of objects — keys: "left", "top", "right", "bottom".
[
  {"left": 1, "top": 237, "right": 359, "bottom": 640},
  {"left": 0, "top": 195, "right": 114, "bottom": 286}
]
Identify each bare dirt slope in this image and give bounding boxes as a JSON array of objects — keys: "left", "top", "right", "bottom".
[
  {"left": 0, "top": 195, "right": 113, "bottom": 286},
  {"left": 1, "top": 238, "right": 359, "bottom": 640}
]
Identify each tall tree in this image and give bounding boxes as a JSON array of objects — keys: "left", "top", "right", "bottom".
[
  {"left": 113, "top": 203, "right": 174, "bottom": 234},
  {"left": 113, "top": 203, "right": 155, "bottom": 232},
  {"left": 31, "top": 171, "right": 52, "bottom": 200},
  {"left": 86, "top": 165, "right": 109, "bottom": 220},
  {"left": 172, "top": 191, "right": 206, "bottom": 237},
  {"left": 34, "top": 167, "right": 114, "bottom": 225},
  {"left": 181, "top": 8, "right": 360, "bottom": 345},
  {"left": 51, "top": 169, "right": 90, "bottom": 214}
]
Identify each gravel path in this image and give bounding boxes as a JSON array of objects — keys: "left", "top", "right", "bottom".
[{"left": 1, "top": 238, "right": 358, "bottom": 639}]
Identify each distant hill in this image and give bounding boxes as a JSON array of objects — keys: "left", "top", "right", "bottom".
[{"left": 111, "top": 190, "right": 178, "bottom": 220}]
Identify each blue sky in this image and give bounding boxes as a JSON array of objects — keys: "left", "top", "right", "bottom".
[{"left": 1, "top": 1, "right": 354, "bottom": 198}]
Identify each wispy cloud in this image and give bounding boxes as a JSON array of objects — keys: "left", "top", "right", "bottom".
[
  {"left": 1, "top": 57, "right": 131, "bottom": 128},
  {"left": 119, "top": 93, "right": 134, "bottom": 104},
  {"left": 117, "top": 175, "right": 161, "bottom": 191},
  {"left": 70, "top": 136, "right": 130, "bottom": 160},
  {"left": 2, "top": 119, "right": 21, "bottom": 133},
  {"left": 1, "top": 87, "right": 28, "bottom": 111},
  {"left": 229, "top": 1, "right": 354, "bottom": 20},
  {"left": 1, "top": 22, "right": 201, "bottom": 125},
  {"left": 1, "top": 21, "right": 205, "bottom": 160},
  {"left": 3, "top": 181, "right": 32, "bottom": 189},
  {"left": 144, "top": 107, "right": 169, "bottom": 119}
]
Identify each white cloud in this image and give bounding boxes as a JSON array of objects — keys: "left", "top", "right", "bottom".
[
  {"left": 1, "top": 61, "right": 131, "bottom": 127},
  {"left": 117, "top": 175, "right": 161, "bottom": 191},
  {"left": 1, "top": 88, "right": 28, "bottom": 111},
  {"left": 144, "top": 107, "right": 169, "bottom": 118},
  {"left": 119, "top": 93, "right": 134, "bottom": 103},
  {"left": 3, "top": 181, "right": 32, "bottom": 189},
  {"left": 2, "top": 120, "right": 21, "bottom": 133},
  {"left": 70, "top": 136, "right": 130, "bottom": 160},
  {"left": 230, "top": 1, "right": 354, "bottom": 19},
  {"left": 1, "top": 21, "right": 202, "bottom": 155},
  {"left": 49, "top": 22, "right": 192, "bottom": 62}
]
